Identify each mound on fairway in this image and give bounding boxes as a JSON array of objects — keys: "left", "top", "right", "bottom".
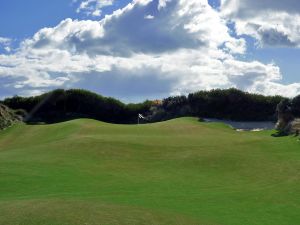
[{"left": 0, "top": 118, "right": 299, "bottom": 225}]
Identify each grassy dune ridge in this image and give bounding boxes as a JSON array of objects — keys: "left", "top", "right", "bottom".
[{"left": 0, "top": 118, "right": 299, "bottom": 225}]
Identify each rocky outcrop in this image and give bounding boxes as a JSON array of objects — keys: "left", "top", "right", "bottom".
[
  {"left": 288, "top": 119, "right": 300, "bottom": 135},
  {"left": 0, "top": 104, "right": 22, "bottom": 130},
  {"left": 276, "top": 99, "right": 300, "bottom": 135},
  {"left": 276, "top": 117, "right": 300, "bottom": 135}
]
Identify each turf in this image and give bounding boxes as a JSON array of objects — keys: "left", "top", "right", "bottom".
[{"left": 0, "top": 117, "right": 299, "bottom": 225}]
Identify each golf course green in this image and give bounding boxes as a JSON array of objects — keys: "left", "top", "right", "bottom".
[{"left": 0, "top": 117, "right": 299, "bottom": 225}]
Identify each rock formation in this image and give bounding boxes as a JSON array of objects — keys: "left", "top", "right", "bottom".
[
  {"left": 0, "top": 104, "right": 22, "bottom": 130},
  {"left": 276, "top": 99, "right": 300, "bottom": 135}
]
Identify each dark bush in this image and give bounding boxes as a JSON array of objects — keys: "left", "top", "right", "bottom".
[
  {"left": 188, "top": 88, "right": 283, "bottom": 121},
  {"left": 291, "top": 95, "right": 300, "bottom": 117}
]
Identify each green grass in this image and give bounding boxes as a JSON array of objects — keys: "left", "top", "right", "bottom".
[{"left": 0, "top": 117, "right": 299, "bottom": 225}]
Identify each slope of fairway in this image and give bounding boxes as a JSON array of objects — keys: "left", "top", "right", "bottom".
[{"left": 0, "top": 118, "right": 299, "bottom": 225}]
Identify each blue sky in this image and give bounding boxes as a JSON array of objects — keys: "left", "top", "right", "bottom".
[
  {"left": 0, "top": 0, "right": 299, "bottom": 101},
  {"left": 0, "top": 0, "right": 75, "bottom": 43},
  {"left": 0, "top": 0, "right": 130, "bottom": 39}
]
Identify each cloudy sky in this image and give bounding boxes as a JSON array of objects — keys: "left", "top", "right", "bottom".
[{"left": 0, "top": 0, "right": 299, "bottom": 102}]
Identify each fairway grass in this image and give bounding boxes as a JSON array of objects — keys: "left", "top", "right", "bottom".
[{"left": 0, "top": 118, "right": 299, "bottom": 225}]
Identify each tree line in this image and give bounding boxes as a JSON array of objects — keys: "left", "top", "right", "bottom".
[
  {"left": 1, "top": 88, "right": 290, "bottom": 124},
  {"left": 150, "top": 88, "right": 284, "bottom": 122},
  {"left": 1, "top": 89, "right": 151, "bottom": 124}
]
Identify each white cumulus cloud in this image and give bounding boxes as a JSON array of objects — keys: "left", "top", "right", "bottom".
[
  {"left": 221, "top": 0, "right": 300, "bottom": 47},
  {"left": 0, "top": 37, "right": 12, "bottom": 52},
  {"left": 0, "top": 0, "right": 299, "bottom": 100},
  {"left": 75, "top": 0, "right": 114, "bottom": 17}
]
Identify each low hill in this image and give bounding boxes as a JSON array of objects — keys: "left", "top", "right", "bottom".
[{"left": 0, "top": 118, "right": 299, "bottom": 225}]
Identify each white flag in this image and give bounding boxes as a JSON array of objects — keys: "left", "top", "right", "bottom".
[{"left": 138, "top": 114, "right": 145, "bottom": 119}]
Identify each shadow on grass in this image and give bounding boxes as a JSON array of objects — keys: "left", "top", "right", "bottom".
[
  {"left": 271, "top": 131, "right": 288, "bottom": 137},
  {"left": 271, "top": 131, "right": 300, "bottom": 140}
]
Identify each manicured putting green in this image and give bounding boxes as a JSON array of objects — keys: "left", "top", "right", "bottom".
[{"left": 0, "top": 118, "right": 299, "bottom": 225}]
